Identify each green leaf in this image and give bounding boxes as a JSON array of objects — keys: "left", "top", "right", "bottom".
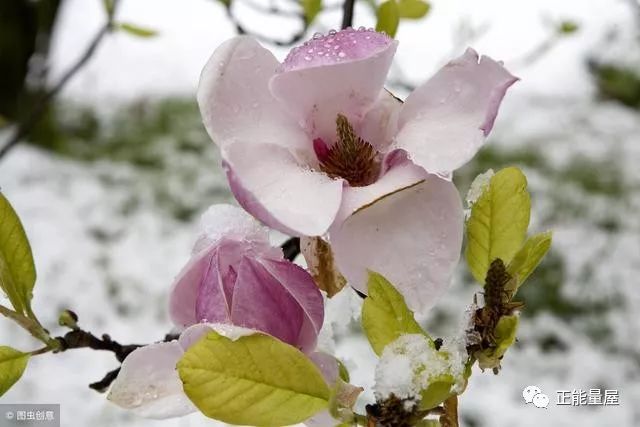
[
  {"left": 178, "top": 332, "right": 330, "bottom": 426},
  {"left": 337, "top": 358, "right": 350, "bottom": 382},
  {"left": 465, "top": 167, "right": 531, "bottom": 284},
  {"left": 476, "top": 315, "right": 519, "bottom": 370},
  {"left": 397, "top": 0, "right": 430, "bottom": 19},
  {"left": 302, "top": 0, "right": 322, "bottom": 24},
  {"left": 419, "top": 374, "right": 454, "bottom": 410},
  {"left": 0, "top": 346, "right": 29, "bottom": 397},
  {"left": 558, "top": 20, "right": 579, "bottom": 34},
  {"left": 506, "top": 231, "right": 552, "bottom": 293},
  {"left": 376, "top": 0, "right": 400, "bottom": 38},
  {"left": 117, "top": 23, "right": 158, "bottom": 38},
  {"left": 0, "top": 193, "right": 36, "bottom": 315},
  {"left": 362, "top": 271, "right": 430, "bottom": 355}
]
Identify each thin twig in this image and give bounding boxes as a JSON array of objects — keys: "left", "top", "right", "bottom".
[
  {"left": 341, "top": 0, "right": 356, "bottom": 29},
  {"left": 0, "top": 0, "right": 121, "bottom": 160},
  {"left": 439, "top": 395, "right": 459, "bottom": 427},
  {"left": 226, "top": 5, "right": 308, "bottom": 46},
  {"left": 240, "top": 0, "right": 302, "bottom": 18},
  {"left": 281, "top": 237, "right": 301, "bottom": 261},
  {"left": 0, "top": 304, "right": 54, "bottom": 346}
]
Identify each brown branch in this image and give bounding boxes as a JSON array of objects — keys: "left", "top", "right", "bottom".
[
  {"left": 0, "top": 0, "right": 121, "bottom": 160},
  {"left": 226, "top": 4, "right": 307, "bottom": 46},
  {"left": 341, "top": 0, "right": 356, "bottom": 29},
  {"left": 281, "top": 236, "right": 301, "bottom": 261},
  {"left": 439, "top": 395, "right": 459, "bottom": 427}
]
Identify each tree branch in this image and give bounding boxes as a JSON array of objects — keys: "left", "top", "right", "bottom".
[
  {"left": 225, "top": 4, "right": 308, "bottom": 47},
  {"left": 0, "top": 0, "right": 120, "bottom": 160},
  {"left": 281, "top": 236, "right": 301, "bottom": 261},
  {"left": 341, "top": 0, "right": 356, "bottom": 29}
]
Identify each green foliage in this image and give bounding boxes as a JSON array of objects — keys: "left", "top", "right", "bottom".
[
  {"left": 117, "top": 23, "right": 158, "bottom": 38},
  {"left": 397, "top": 0, "right": 430, "bottom": 19},
  {"left": 376, "top": 0, "right": 400, "bottom": 38},
  {"left": 178, "top": 331, "right": 330, "bottom": 426},
  {"left": 0, "top": 346, "right": 29, "bottom": 397},
  {"left": 419, "top": 375, "right": 455, "bottom": 410},
  {"left": 507, "top": 231, "right": 552, "bottom": 294},
  {"left": 0, "top": 193, "right": 36, "bottom": 315},
  {"left": 465, "top": 167, "right": 531, "bottom": 284},
  {"left": 361, "top": 272, "right": 430, "bottom": 355},
  {"left": 302, "top": 0, "right": 322, "bottom": 24},
  {"left": 590, "top": 61, "right": 640, "bottom": 110},
  {"left": 558, "top": 20, "right": 579, "bottom": 35}
]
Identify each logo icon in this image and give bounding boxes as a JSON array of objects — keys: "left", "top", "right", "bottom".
[
  {"left": 523, "top": 385, "right": 549, "bottom": 409},
  {"left": 5, "top": 411, "right": 14, "bottom": 420}
]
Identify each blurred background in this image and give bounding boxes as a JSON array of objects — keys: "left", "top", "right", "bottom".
[{"left": 0, "top": 0, "right": 639, "bottom": 426}]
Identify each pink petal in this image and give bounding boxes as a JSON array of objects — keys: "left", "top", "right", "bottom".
[
  {"left": 169, "top": 239, "right": 246, "bottom": 328},
  {"left": 168, "top": 246, "right": 214, "bottom": 328},
  {"left": 197, "top": 36, "right": 310, "bottom": 154},
  {"left": 270, "top": 30, "right": 398, "bottom": 143},
  {"left": 330, "top": 176, "right": 463, "bottom": 313},
  {"left": 107, "top": 342, "right": 196, "bottom": 419},
  {"left": 395, "top": 48, "right": 518, "bottom": 175},
  {"left": 308, "top": 351, "right": 339, "bottom": 385},
  {"left": 260, "top": 258, "right": 325, "bottom": 353},
  {"left": 194, "top": 249, "right": 233, "bottom": 324},
  {"left": 358, "top": 90, "right": 403, "bottom": 151},
  {"left": 223, "top": 142, "right": 343, "bottom": 236},
  {"left": 333, "top": 158, "right": 428, "bottom": 225},
  {"left": 231, "top": 256, "right": 305, "bottom": 347}
]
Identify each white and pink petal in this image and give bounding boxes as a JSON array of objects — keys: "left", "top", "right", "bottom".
[
  {"left": 330, "top": 175, "right": 464, "bottom": 313},
  {"left": 395, "top": 48, "right": 518, "bottom": 175},
  {"left": 270, "top": 29, "right": 398, "bottom": 143},
  {"left": 197, "top": 36, "right": 310, "bottom": 154},
  {"left": 223, "top": 142, "right": 343, "bottom": 236}
]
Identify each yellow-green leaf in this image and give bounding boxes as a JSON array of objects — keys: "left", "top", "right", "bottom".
[
  {"left": 0, "top": 193, "right": 36, "bottom": 314},
  {"left": 506, "top": 231, "right": 552, "bottom": 294},
  {"left": 178, "top": 332, "right": 330, "bottom": 426},
  {"left": 376, "top": 0, "right": 400, "bottom": 38},
  {"left": 362, "top": 271, "right": 429, "bottom": 355},
  {"left": 117, "top": 22, "right": 158, "bottom": 38},
  {"left": 419, "top": 374, "right": 455, "bottom": 410},
  {"left": 558, "top": 20, "right": 579, "bottom": 35},
  {"left": 465, "top": 167, "right": 531, "bottom": 284},
  {"left": 398, "top": 0, "right": 430, "bottom": 19},
  {"left": 0, "top": 346, "right": 29, "bottom": 397},
  {"left": 302, "top": 0, "right": 322, "bottom": 24}
]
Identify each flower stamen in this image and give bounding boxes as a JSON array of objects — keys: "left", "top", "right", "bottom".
[{"left": 317, "top": 114, "right": 381, "bottom": 187}]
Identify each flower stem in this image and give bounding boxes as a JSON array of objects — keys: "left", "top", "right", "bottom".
[{"left": 439, "top": 395, "right": 459, "bottom": 427}]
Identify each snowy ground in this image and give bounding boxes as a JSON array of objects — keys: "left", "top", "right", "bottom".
[{"left": 1, "top": 0, "right": 640, "bottom": 426}]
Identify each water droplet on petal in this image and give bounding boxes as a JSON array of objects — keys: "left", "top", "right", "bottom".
[{"left": 338, "top": 51, "right": 346, "bottom": 58}]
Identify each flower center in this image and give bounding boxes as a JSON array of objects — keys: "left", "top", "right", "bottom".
[{"left": 314, "top": 114, "right": 381, "bottom": 187}]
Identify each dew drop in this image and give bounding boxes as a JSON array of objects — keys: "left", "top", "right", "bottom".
[
  {"left": 328, "top": 29, "right": 337, "bottom": 35},
  {"left": 313, "top": 32, "right": 323, "bottom": 39},
  {"left": 358, "top": 26, "right": 366, "bottom": 31},
  {"left": 338, "top": 51, "right": 346, "bottom": 58},
  {"left": 304, "top": 55, "right": 312, "bottom": 61}
]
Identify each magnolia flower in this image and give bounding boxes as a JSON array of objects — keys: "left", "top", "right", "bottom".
[
  {"left": 198, "top": 28, "right": 517, "bottom": 311},
  {"left": 108, "top": 205, "right": 325, "bottom": 418}
]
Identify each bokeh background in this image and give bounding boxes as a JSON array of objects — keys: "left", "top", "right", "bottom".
[{"left": 1, "top": 0, "right": 639, "bottom": 426}]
